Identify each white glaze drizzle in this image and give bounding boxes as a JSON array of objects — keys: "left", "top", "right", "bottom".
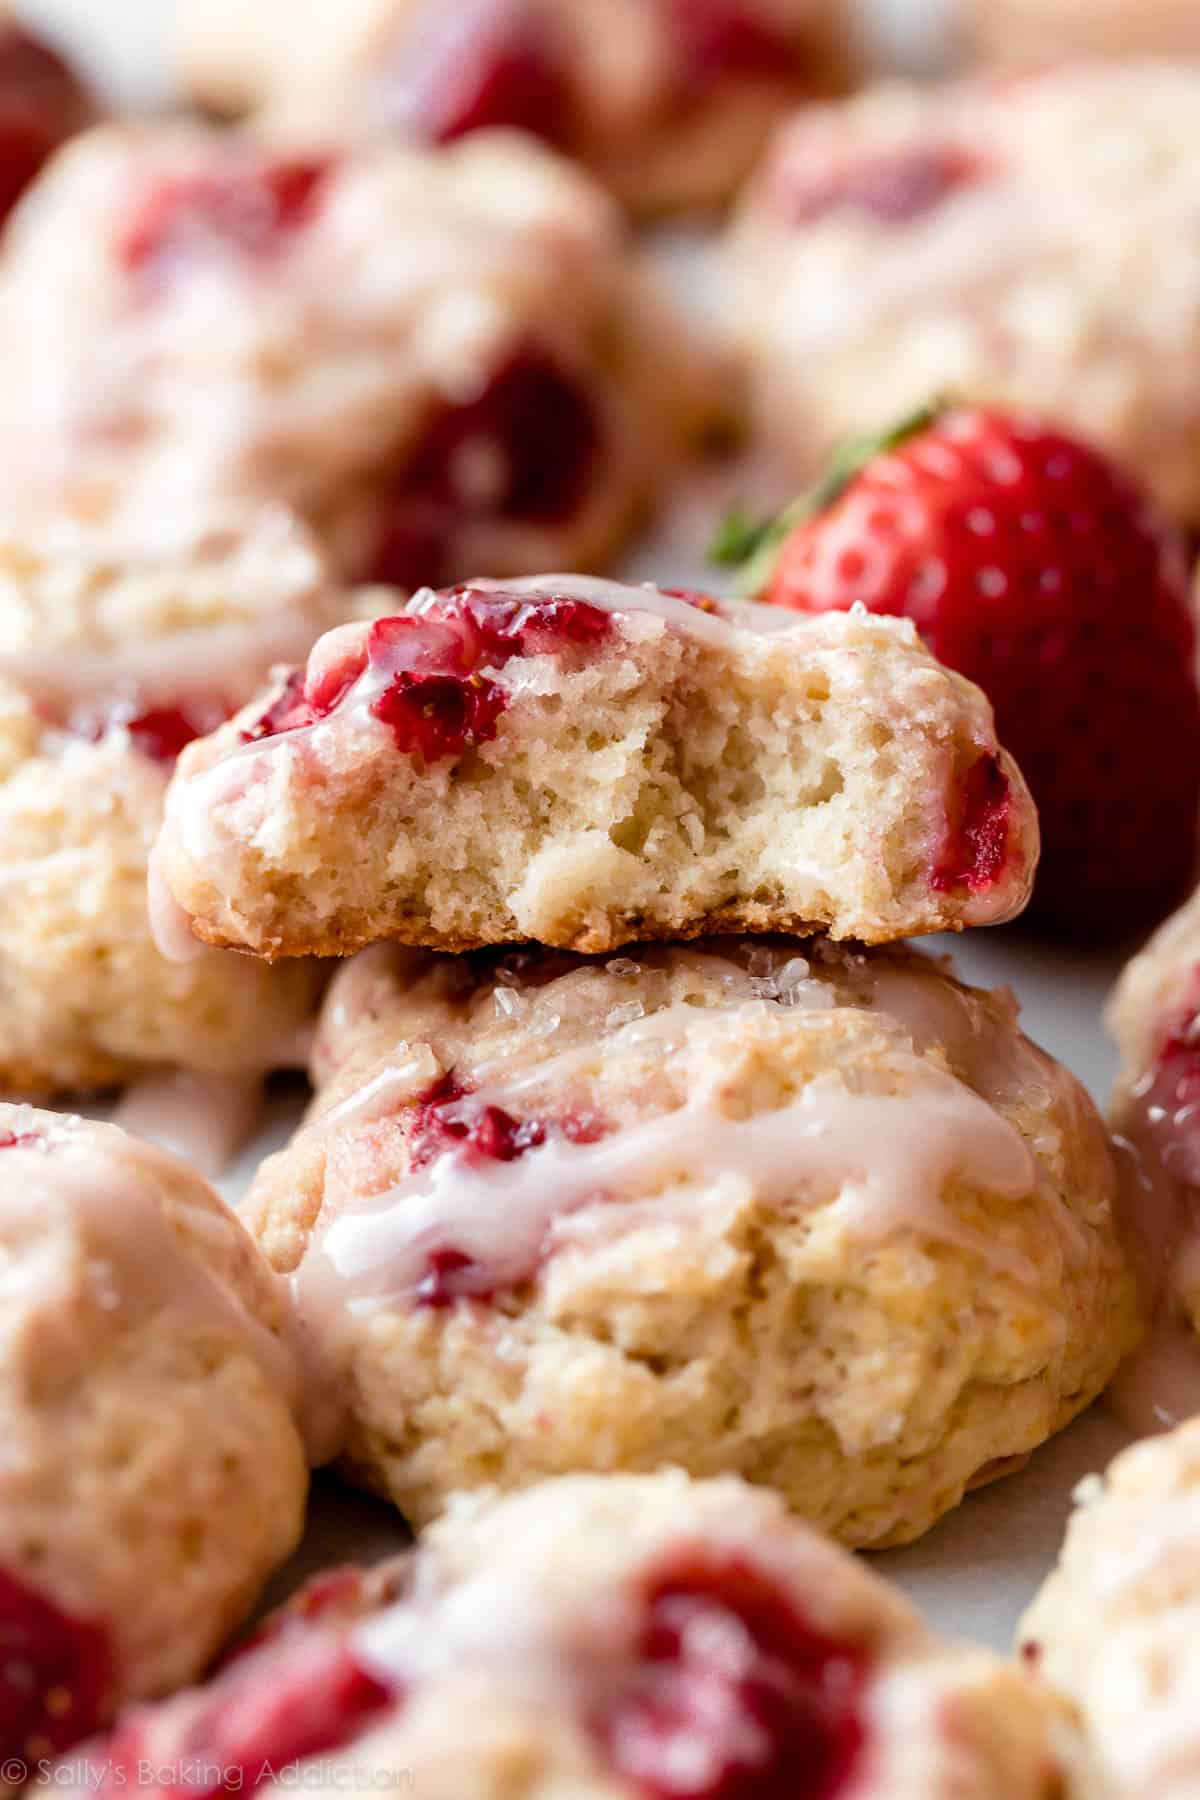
[
  {"left": 147, "top": 836, "right": 209, "bottom": 964},
  {"left": 292, "top": 998, "right": 1039, "bottom": 1340}
]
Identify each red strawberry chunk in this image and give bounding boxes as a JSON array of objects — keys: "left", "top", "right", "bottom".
[
  {"left": 372, "top": 669, "right": 506, "bottom": 761},
  {"left": 0, "top": 25, "right": 92, "bottom": 226},
  {"left": 0, "top": 1130, "right": 39, "bottom": 1149},
  {"left": 0, "top": 1566, "right": 111, "bottom": 1770},
  {"left": 931, "top": 753, "right": 1011, "bottom": 894},
  {"left": 90, "top": 1637, "right": 395, "bottom": 1800},
  {"left": 377, "top": 0, "right": 570, "bottom": 147},
  {"left": 599, "top": 1553, "right": 867, "bottom": 1799},
  {"left": 1134, "top": 970, "right": 1200, "bottom": 1190},
  {"left": 119, "top": 160, "right": 330, "bottom": 277},
  {"left": 241, "top": 588, "right": 610, "bottom": 758},
  {"left": 779, "top": 145, "right": 983, "bottom": 227},
  {"left": 414, "top": 1247, "right": 491, "bottom": 1307},
  {"left": 660, "top": 0, "right": 801, "bottom": 87},
  {"left": 64, "top": 700, "right": 226, "bottom": 765},
  {"left": 366, "top": 351, "right": 603, "bottom": 591},
  {"left": 124, "top": 707, "right": 209, "bottom": 766},
  {"left": 405, "top": 1073, "right": 608, "bottom": 1306}
]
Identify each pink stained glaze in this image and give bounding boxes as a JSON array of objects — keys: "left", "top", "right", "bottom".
[
  {"left": 777, "top": 145, "right": 984, "bottom": 228},
  {"left": 930, "top": 752, "right": 1012, "bottom": 895},
  {"left": 598, "top": 1550, "right": 868, "bottom": 1800},
  {"left": 117, "top": 158, "right": 331, "bottom": 278}
]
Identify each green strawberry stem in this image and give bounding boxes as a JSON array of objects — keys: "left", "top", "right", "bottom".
[{"left": 711, "top": 401, "right": 943, "bottom": 597}]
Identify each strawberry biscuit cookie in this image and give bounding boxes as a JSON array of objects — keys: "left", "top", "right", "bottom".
[
  {"left": 0, "top": 121, "right": 718, "bottom": 589},
  {"left": 1104, "top": 883, "right": 1200, "bottom": 1431},
  {"left": 179, "top": 0, "right": 853, "bottom": 216},
  {"left": 62, "top": 1471, "right": 1071, "bottom": 1799},
  {"left": 730, "top": 61, "right": 1200, "bottom": 524},
  {"left": 151, "top": 577, "right": 1038, "bottom": 960},
  {"left": 1020, "top": 1420, "right": 1200, "bottom": 1799},
  {"left": 0, "top": 1105, "right": 309, "bottom": 1776},
  {"left": 244, "top": 935, "right": 1138, "bottom": 1544},
  {"left": 0, "top": 510, "right": 334, "bottom": 1096}
]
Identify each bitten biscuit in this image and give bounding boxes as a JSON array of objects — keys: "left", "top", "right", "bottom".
[{"left": 151, "top": 577, "right": 1039, "bottom": 960}]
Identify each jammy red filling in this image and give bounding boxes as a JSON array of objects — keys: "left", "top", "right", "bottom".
[
  {"left": 0, "top": 1567, "right": 111, "bottom": 1770},
  {"left": 599, "top": 1552, "right": 868, "bottom": 1799},
  {"left": 779, "top": 145, "right": 982, "bottom": 227},
  {"left": 0, "top": 1129, "right": 40, "bottom": 1149},
  {"left": 91, "top": 1631, "right": 395, "bottom": 1800},
  {"left": 384, "top": 0, "right": 572, "bottom": 147},
  {"left": 242, "top": 587, "right": 610, "bottom": 760},
  {"left": 0, "top": 25, "right": 93, "bottom": 226},
  {"left": 660, "top": 0, "right": 802, "bottom": 89},
  {"left": 62, "top": 701, "right": 225, "bottom": 768},
  {"left": 406, "top": 1072, "right": 608, "bottom": 1306},
  {"left": 367, "top": 350, "right": 604, "bottom": 592},
  {"left": 118, "top": 158, "right": 330, "bottom": 277},
  {"left": 930, "top": 752, "right": 1011, "bottom": 894},
  {"left": 408, "top": 1074, "right": 547, "bottom": 1170},
  {"left": 124, "top": 706, "right": 214, "bottom": 765}
]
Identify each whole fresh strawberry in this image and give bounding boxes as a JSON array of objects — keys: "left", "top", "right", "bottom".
[{"left": 714, "top": 406, "right": 1200, "bottom": 935}]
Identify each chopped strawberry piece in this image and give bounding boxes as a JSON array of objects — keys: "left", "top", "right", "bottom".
[
  {"left": 372, "top": 669, "right": 506, "bottom": 761},
  {"left": 0, "top": 1130, "right": 39, "bottom": 1149},
  {"left": 931, "top": 752, "right": 1011, "bottom": 894},
  {"left": 379, "top": 0, "right": 570, "bottom": 147},
  {"left": 409, "top": 1076, "right": 545, "bottom": 1169},
  {"left": 91, "top": 1636, "right": 395, "bottom": 1800},
  {"left": 1133, "top": 969, "right": 1200, "bottom": 1189},
  {"left": 780, "top": 146, "right": 983, "bottom": 226},
  {"left": 367, "top": 352, "right": 602, "bottom": 590},
  {"left": 414, "top": 1247, "right": 488, "bottom": 1307},
  {"left": 124, "top": 706, "right": 209, "bottom": 766},
  {"left": 0, "top": 25, "right": 92, "bottom": 226},
  {"left": 242, "top": 587, "right": 610, "bottom": 757},
  {"left": 661, "top": 0, "right": 800, "bottom": 87},
  {"left": 241, "top": 670, "right": 310, "bottom": 743},
  {"left": 599, "top": 1552, "right": 867, "bottom": 1799},
  {"left": 119, "top": 159, "right": 329, "bottom": 276},
  {"left": 0, "top": 1567, "right": 111, "bottom": 1770},
  {"left": 405, "top": 1073, "right": 609, "bottom": 1306}
]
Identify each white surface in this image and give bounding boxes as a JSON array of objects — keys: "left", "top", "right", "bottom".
[{"left": 12, "top": 0, "right": 1140, "bottom": 1660}]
